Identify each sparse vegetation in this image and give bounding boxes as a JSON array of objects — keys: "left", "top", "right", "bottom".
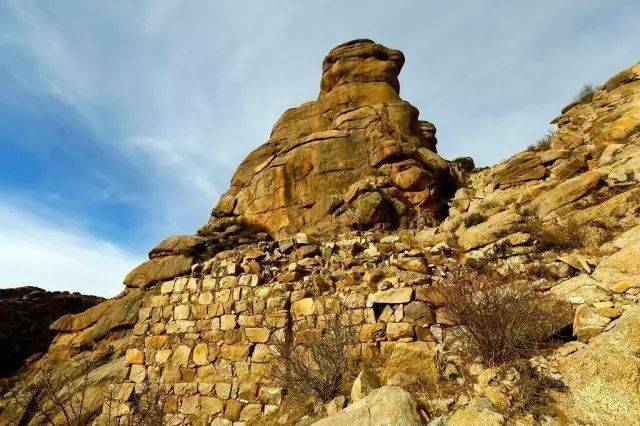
[
  {"left": 8, "top": 358, "right": 168, "bottom": 426},
  {"left": 527, "top": 129, "right": 554, "bottom": 152},
  {"left": 8, "top": 359, "right": 94, "bottom": 426},
  {"left": 464, "top": 212, "right": 488, "bottom": 228},
  {"left": 509, "top": 360, "right": 567, "bottom": 421},
  {"left": 271, "top": 309, "right": 359, "bottom": 402},
  {"left": 435, "top": 266, "right": 573, "bottom": 364},
  {"left": 523, "top": 217, "right": 586, "bottom": 251},
  {"left": 573, "top": 83, "right": 597, "bottom": 104}
]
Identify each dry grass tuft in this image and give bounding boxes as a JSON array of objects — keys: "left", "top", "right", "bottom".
[{"left": 435, "top": 266, "right": 573, "bottom": 364}]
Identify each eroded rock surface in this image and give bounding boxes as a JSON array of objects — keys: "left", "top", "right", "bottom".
[{"left": 201, "top": 39, "right": 453, "bottom": 239}]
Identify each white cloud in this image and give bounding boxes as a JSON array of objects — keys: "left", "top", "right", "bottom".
[{"left": 0, "top": 201, "right": 141, "bottom": 297}]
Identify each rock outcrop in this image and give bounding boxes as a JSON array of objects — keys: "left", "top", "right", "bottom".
[
  {"left": 2, "top": 42, "right": 640, "bottom": 426},
  {"left": 312, "top": 386, "right": 422, "bottom": 426},
  {"left": 200, "top": 39, "right": 453, "bottom": 239},
  {"left": 0, "top": 287, "right": 102, "bottom": 378}
]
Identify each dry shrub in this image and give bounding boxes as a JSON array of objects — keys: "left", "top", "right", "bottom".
[
  {"left": 9, "top": 357, "right": 168, "bottom": 426},
  {"left": 509, "top": 360, "right": 567, "bottom": 421},
  {"left": 435, "top": 266, "right": 573, "bottom": 364},
  {"left": 124, "top": 381, "right": 168, "bottom": 426},
  {"left": 527, "top": 130, "right": 554, "bottom": 152},
  {"left": 8, "top": 358, "right": 94, "bottom": 426},
  {"left": 573, "top": 83, "right": 597, "bottom": 104},
  {"left": 523, "top": 217, "right": 585, "bottom": 251},
  {"left": 271, "top": 311, "right": 359, "bottom": 402}
]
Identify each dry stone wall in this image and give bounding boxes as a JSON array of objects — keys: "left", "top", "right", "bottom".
[{"left": 115, "top": 233, "right": 443, "bottom": 424}]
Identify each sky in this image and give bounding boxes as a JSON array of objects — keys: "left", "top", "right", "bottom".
[{"left": 1, "top": 1, "right": 639, "bottom": 297}]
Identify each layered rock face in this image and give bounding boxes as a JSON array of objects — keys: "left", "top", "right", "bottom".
[{"left": 201, "top": 39, "right": 452, "bottom": 239}]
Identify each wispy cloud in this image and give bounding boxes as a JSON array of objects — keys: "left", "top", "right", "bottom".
[
  {"left": 0, "top": 1, "right": 639, "bottom": 295},
  {"left": 0, "top": 200, "right": 140, "bottom": 297}
]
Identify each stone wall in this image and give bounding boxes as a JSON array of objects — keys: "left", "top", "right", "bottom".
[{"left": 115, "top": 233, "right": 440, "bottom": 424}]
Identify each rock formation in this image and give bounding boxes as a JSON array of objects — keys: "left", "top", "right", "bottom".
[
  {"left": 0, "top": 287, "right": 102, "bottom": 379},
  {"left": 1, "top": 41, "right": 640, "bottom": 425},
  {"left": 200, "top": 39, "right": 453, "bottom": 239}
]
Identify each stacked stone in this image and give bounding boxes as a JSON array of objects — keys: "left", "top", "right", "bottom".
[{"left": 112, "top": 231, "right": 451, "bottom": 424}]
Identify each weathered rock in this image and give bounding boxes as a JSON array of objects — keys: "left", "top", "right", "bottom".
[
  {"left": 447, "top": 404, "right": 504, "bottom": 426},
  {"left": 558, "top": 305, "right": 640, "bottom": 424},
  {"left": 380, "top": 342, "right": 438, "bottom": 388},
  {"left": 367, "top": 288, "right": 413, "bottom": 304},
  {"left": 351, "top": 370, "right": 381, "bottom": 401},
  {"left": 148, "top": 235, "right": 206, "bottom": 258},
  {"left": 312, "top": 386, "right": 421, "bottom": 426},
  {"left": 535, "top": 171, "right": 603, "bottom": 217},
  {"left": 458, "top": 210, "right": 521, "bottom": 251},
  {"left": 573, "top": 304, "right": 611, "bottom": 341},
  {"left": 492, "top": 153, "right": 545, "bottom": 188},
  {"left": 124, "top": 255, "right": 193, "bottom": 288},
  {"left": 200, "top": 39, "right": 452, "bottom": 238}
]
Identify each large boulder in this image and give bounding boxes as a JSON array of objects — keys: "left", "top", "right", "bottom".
[
  {"left": 380, "top": 341, "right": 438, "bottom": 388},
  {"left": 123, "top": 255, "right": 193, "bottom": 288},
  {"left": 200, "top": 39, "right": 453, "bottom": 238},
  {"left": 557, "top": 305, "right": 640, "bottom": 424},
  {"left": 312, "top": 386, "right": 422, "bottom": 426}
]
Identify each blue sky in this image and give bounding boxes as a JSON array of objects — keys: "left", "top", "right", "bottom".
[{"left": 1, "top": 1, "right": 639, "bottom": 296}]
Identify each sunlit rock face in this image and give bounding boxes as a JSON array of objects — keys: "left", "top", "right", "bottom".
[{"left": 201, "top": 39, "right": 452, "bottom": 239}]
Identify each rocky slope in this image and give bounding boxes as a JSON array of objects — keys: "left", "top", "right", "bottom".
[
  {"left": 1, "top": 40, "right": 639, "bottom": 425},
  {"left": 0, "top": 287, "right": 102, "bottom": 379}
]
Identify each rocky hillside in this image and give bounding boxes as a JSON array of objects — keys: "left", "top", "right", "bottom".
[
  {"left": 0, "top": 287, "right": 102, "bottom": 379},
  {"left": 1, "top": 40, "right": 639, "bottom": 425}
]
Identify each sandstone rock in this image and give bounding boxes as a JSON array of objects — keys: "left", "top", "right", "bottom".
[
  {"left": 245, "top": 327, "right": 271, "bottom": 343},
  {"left": 50, "top": 298, "right": 113, "bottom": 332},
  {"left": 386, "top": 322, "right": 414, "bottom": 340},
  {"left": 312, "top": 386, "right": 421, "bottom": 426},
  {"left": 124, "top": 255, "right": 193, "bottom": 288},
  {"left": 493, "top": 153, "right": 545, "bottom": 188},
  {"left": 558, "top": 305, "right": 640, "bottom": 424},
  {"left": 193, "top": 343, "right": 209, "bottom": 366},
  {"left": 573, "top": 304, "right": 611, "bottom": 342},
  {"left": 125, "top": 348, "right": 144, "bottom": 365},
  {"left": 351, "top": 370, "right": 381, "bottom": 401},
  {"left": 549, "top": 274, "right": 609, "bottom": 305},
  {"left": 458, "top": 210, "right": 520, "bottom": 251},
  {"left": 367, "top": 288, "right": 413, "bottom": 304},
  {"left": 200, "top": 39, "right": 452, "bottom": 238},
  {"left": 535, "top": 170, "right": 603, "bottom": 217},
  {"left": 148, "top": 235, "right": 205, "bottom": 258},
  {"left": 592, "top": 243, "right": 640, "bottom": 285},
  {"left": 448, "top": 404, "right": 505, "bottom": 425},
  {"left": 292, "top": 298, "right": 316, "bottom": 318},
  {"left": 381, "top": 342, "right": 438, "bottom": 388},
  {"left": 391, "top": 257, "right": 428, "bottom": 273}
]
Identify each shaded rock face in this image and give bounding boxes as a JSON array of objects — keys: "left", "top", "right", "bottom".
[
  {"left": 0, "top": 287, "right": 102, "bottom": 377},
  {"left": 201, "top": 39, "right": 452, "bottom": 239}
]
